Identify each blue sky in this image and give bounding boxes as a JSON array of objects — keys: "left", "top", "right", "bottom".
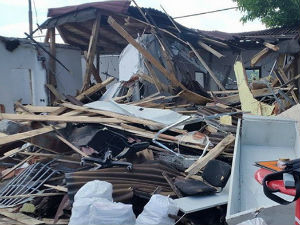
[{"left": 0, "top": 0, "right": 265, "bottom": 42}]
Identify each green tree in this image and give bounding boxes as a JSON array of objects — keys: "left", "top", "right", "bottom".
[{"left": 233, "top": 0, "right": 300, "bottom": 27}]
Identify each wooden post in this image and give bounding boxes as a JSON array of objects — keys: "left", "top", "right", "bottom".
[
  {"left": 44, "top": 29, "right": 50, "bottom": 43},
  {"left": 83, "top": 51, "right": 103, "bottom": 84},
  {"left": 81, "top": 13, "right": 101, "bottom": 92},
  {"left": 48, "top": 28, "right": 57, "bottom": 104}
]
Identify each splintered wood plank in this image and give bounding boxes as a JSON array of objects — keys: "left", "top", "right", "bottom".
[
  {"left": 62, "top": 103, "right": 164, "bottom": 127},
  {"left": 0, "top": 124, "right": 66, "bottom": 146},
  {"left": 179, "top": 90, "right": 212, "bottom": 105},
  {"left": 45, "top": 84, "right": 65, "bottom": 101},
  {"left": 187, "top": 42, "right": 226, "bottom": 91},
  {"left": 0, "top": 114, "right": 122, "bottom": 124},
  {"left": 251, "top": 47, "right": 270, "bottom": 67},
  {"left": 49, "top": 27, "right": 57, "bottom": 104},
  {"left": 198, "top": 41, "right": 224, "bottom": 58},
  {"left": 0, "top": 210, "right": 44, "bottom": 225},
  {"left": 76, "top": 77, "right": 115, "bottom": 101},
  {"left": 0, "top": 193, "right": 64, "bottom": 200},
  {"left": 185, "top": 134, "right": 235, "bottom": 178},
  {"left": 2, "top": 156, "right": 34, "bottom": 179},
  {"left": 84, "top": 51, "right": 103, "bottom": 84},
  {"left": 278, "top": 68, "right": 299, "bottom": 104},
  {"left": 263, "top": 42, "right": 279, "bottom": 51},
  {"left": 55, "top": 134, "right": 88, "bottom": 157},
  {"left": 43, "top": 184, "right": 68, "bottom": 192},
  {"left": 15, "top": 105, "right": 60, "bottom": 113},
  {"left": 81, "top": 13, "right": 101, "bottom": 91},
  {"left": 108, "top": 16, "right": 185, "bottom": 90}
]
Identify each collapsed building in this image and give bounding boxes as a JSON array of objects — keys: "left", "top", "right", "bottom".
[{"left": 0, "top": 1, "right": 300, "bottom": 225}]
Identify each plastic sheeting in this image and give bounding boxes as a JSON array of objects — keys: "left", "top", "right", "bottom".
[
  {"left": 119, "top": 41, "right": 141, "bottom": 81},
  {"left": 84, "top": 100, "right": 190, "bottom": 126}
]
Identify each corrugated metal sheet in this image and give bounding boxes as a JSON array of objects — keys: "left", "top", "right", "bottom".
[
  {"left": 48, "top": 1, "right": 131, "bottom": 17},
  {"left": 65, "top": 161, "right": 181, "bottom": 202}
]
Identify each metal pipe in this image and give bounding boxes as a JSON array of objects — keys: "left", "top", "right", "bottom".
[
  {"left": 153, "top": 116, "right": 191, "bottom": 156},
  {"left": 28, "top": 0, "right": 33, "bottom": 36}
]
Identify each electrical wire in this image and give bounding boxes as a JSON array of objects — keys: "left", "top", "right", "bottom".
[
  {"left": 173, "top": 7, "right": 238, "bottom": 19},
  {"left": 32, "top": 0, "right": 39, "bottom": 28}
]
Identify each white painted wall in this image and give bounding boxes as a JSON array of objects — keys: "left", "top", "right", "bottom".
[
  {"left": 0, "top": 40, "right": 47, "bottom": 113},
  {"left": 0, "top": 38, "right": 84, "bottom": 113},
  {"left": 45, "top": 45, "right": 83, "bottom": 97}
]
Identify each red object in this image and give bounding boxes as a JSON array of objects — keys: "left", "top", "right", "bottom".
[
  {"left": 255, "top": 168, "right": 300, "bottom": 225},
  {"left": 48, "top": 1, "right": 131, "bottom": 17}
]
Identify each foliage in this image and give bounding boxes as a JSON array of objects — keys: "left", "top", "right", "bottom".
[{"left": 233, "top": 0, "right": 300, "bottom": 27}]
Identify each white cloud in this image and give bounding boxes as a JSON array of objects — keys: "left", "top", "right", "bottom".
[
  {"left": 0, "top": 0, "right": 266, "bottom": 39},
  {"left": 0, "top": 22, "right": 28, "bottom": 38}
]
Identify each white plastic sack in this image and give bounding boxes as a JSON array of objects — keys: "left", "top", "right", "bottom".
[
  {"left": 237, "top": 218, "right": 268, "bottom": 225},
  {"left": 89, "top": 199, "right": 136, "bottom": 225},
  {"left": 136, "top": 194, "right": 179, "bottom": 225},
  {"left": 69, "top": 180, "right": 136, "bottom": 225},
  {"left": 74, "top": 180, "right": 113, "bottom": 201}
]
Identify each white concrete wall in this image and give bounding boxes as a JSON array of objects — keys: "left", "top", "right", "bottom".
[
  {"left": 0, "top": 40, "right": 47, "bottom": 113},
  {"left": 44, "top": 45, "right": 83, "bottom": 97},
  {"left": 0, "top": 38, "right": 84, "bottom": 113}
]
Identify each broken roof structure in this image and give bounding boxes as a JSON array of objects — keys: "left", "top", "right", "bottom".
[
  {"left": 40, "top": 1, "right": 299, "bottom": 53},
  {"left": 39, "top": 0, "right": 300, "bottom": 95}
]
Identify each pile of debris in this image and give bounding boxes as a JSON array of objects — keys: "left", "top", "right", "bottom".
[
  {"left": 0, "top": 1, "right": 300, "bottom": 225},
  {"left": 0, "top": 77, "right": 241, "bottom": 224}
]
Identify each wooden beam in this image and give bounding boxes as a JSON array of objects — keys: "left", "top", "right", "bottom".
[
  {"left": 64, "top": 23, "right": 126, "bottom": 49},
  {"left": 162, "top": 171, "right": 183, "bottom": 198},
  {"left": 107, "top": 16, "right": 186, "bottom": 90},
  {"left": 278, "top": 68, "right": 299, "bottom": 103},
  {"left": 2, "top": 156, "right": 34, "bottom": 179},
  {"left": 188, "top": 42, "right": 226, "bottom": 91},
  {"left": 0, "top": 209, "right": 44, "bottom": 225},
  {"left": 264, "top": 42, "right": 279, "bottom": 51},
  {"left": 179, "top": 90, "right": 212, "bottom": 105},
  {"left": 15, "top": 105, "right": 60, "bottom": 113},
  {"left": 51, "top": 77, "right": 114, "bottom": 116},
  {"left": 0, "top": 124, "right": 66, "bottom": 146},
  {"left": 144, "top": 60, "right": 167, "bottom": 92},
  {"left": 0, "top": 193, "right": 64, "bottom": 200},
  {"left": 55, "top": 134, "right": 88, "bottom": 157},
  {"left": 251, "top": 47, "right": 270, "bottom": 67},
  {"left": 83, "top": 51, "right": 103, "bottom": 84},
  {"left": 185, "top": 134, "right": 235, "bottom": 178},
  {"left": 76, "top": 77, "right": 114, "bottom": 101},
  {"left": 198, "top": 41, "right": 224, "bottom": 58},
  {"left": 217, "top": 87, "right": 295, "bottom": 105},
  {"left": 81, "top": 13, "right": 101, "bottom": 92},
  {"left": 44, "top": 184, "right": 67, "bottom": 192},
  {"left": 45, "top": 84, "right": 65, "bottom": 101},
  {"left": 44, "top": 28, "right": 50, "bottom": 43},
  {"left": 62, "top": 103, "right": 166, "bottom": 128},
  {"left": 0, "top": 114, "right": 122, "bottom": 124},
  {"left": 48, "top": 27, "right": 57, "bottom": 104}
]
